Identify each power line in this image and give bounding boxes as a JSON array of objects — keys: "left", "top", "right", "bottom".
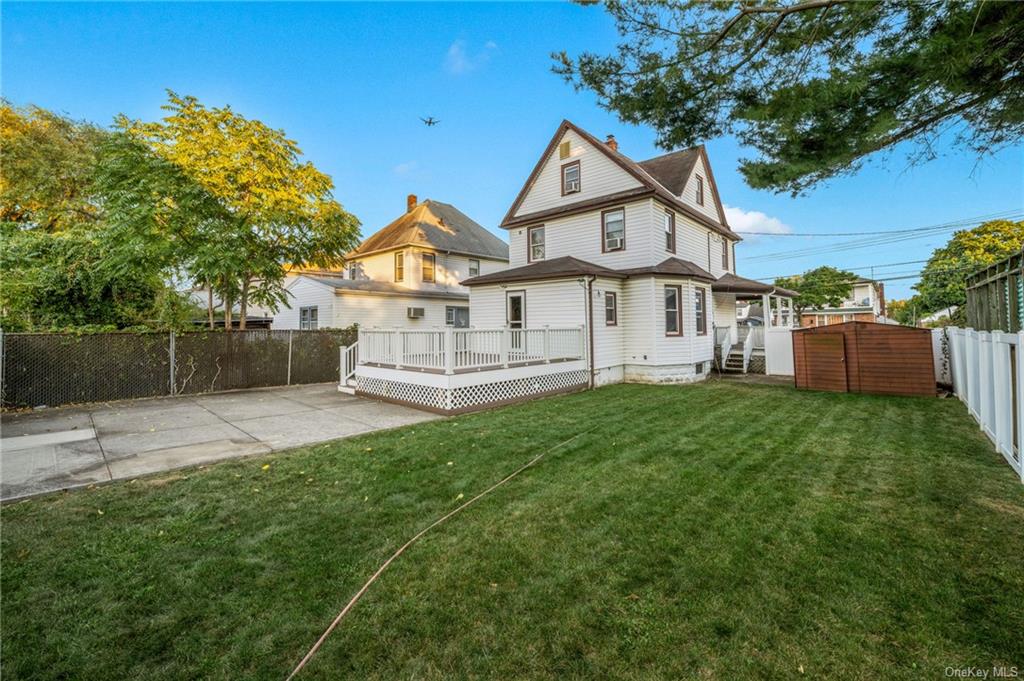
[
  {"left": 756, "top": 258, "right": 933, "bottom": 281},
  {"left": 734, "top": 209, "right": 1021, "bottom": 237}
]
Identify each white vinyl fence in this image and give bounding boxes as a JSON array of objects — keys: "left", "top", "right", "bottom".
[{"left": 945, "top": 327, "right": 1023, "bottom": 482}]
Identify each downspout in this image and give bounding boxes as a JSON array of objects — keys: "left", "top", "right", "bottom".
[{"left": 580, "top": 275, "right": 596, "bottom": 389}]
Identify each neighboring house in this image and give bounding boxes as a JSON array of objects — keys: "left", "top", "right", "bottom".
[
  {"left": 800, "top": 279, "right": 886, "bottom": 327},
  {"left": 459, "top": 119, "right": 797, "bottom": 385},
  {"left": 274, "top": 196, "right": 509, "bottom": 329}
]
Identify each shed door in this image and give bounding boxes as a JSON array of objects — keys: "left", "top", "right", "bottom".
[{"left": 803, "top": 333, "right": 848, "bottom": 392}]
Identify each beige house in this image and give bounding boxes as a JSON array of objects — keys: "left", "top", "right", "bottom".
[{"left": 273, "top": 196, "right": 509, "bottom": 330}]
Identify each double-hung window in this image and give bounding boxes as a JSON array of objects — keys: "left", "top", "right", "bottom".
[
  {"left": 721, "top": 239, "right": 729, "bottom": 271},
  {"left": 348, "top": 263, "right": 357, "bottom": 280},
  {"left": 695, "top": 288, "right": 707, "bottom": 335},
  {"left": 561, "top": 161, "right": 580, "bottom": 195},
  {"left": 602, "top": 209, "right": 625, "bottom": 252},
  {"left": 528, "top": 226, "right": 545, "bottom": 262},
  {"left": 664, "top": 210, "right": 676, "bottom": 253},
  {"left": 605, "top": 292, "right": 618, "bottom": 326},
  {"left": 422, "top": 253, "right": 436, "bottom": 283},
  {"left": 664, "top": 286, "right": 682, "bottom": 336},
  {"left": 695, "top": 175, "right": 705, "bottom": 205},
  {"left": 394, "top": 251, "right": 404, "bottom": 282},
  {"left": 468, "top": 258, "right": 480, "bottom": 277},
  {"left": 299, "top": 306, "right": 318, "bottom": 330}
]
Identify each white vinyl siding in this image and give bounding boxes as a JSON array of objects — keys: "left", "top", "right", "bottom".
[
  {"left": 655, "top": 201, "right": 732, "bottom": 277},
  {"left": 515, "top": 129, "right": 643, "bottom": 217},
  {"left": 652, "top": 278, "right": 714, "bottom": 366},
  {"left": 347, "top": 249, "right": 507, "bottom": 291},
  {"left": 333, "top": 293, "right": 466, "bottom": 329},
  {"left": 273, "top": 277, "right": 337, "bottom": 330},
  {"left": 508, "top": 200, "right": 656, "bottom": 269},
  {"left": 680, "top": 155, "right": 721, "bottom": 223}
]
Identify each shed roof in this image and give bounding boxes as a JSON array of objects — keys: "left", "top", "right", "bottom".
[
  {"left": 618, "top": 257, "right": 715, "bottom": 281},
  {"left": 351, "top": 200, "right": 509, "bottom": 260},
  {"left": 712, "top": 273, "right": 798, "bottom": 297}
]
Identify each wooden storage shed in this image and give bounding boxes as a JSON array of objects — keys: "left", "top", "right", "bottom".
[{"left": 792, "top": 322, "right": 935, "bottom": 397}]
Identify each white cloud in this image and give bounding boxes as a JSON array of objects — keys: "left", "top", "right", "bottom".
[
  {"left": 444, "top": 39, "right": 498, "bottom": 75},
  {"left": 723, "top": 204, "right": 792, "bottom": 237},
  {"left": 393, "top": 160, "right": 418, "bottom": 176}
]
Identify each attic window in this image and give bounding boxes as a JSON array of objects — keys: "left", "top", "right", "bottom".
[
  {"left": 558, "top": 140, "right": 571, "bottom": 160},
  {"left": 695, "top": 175, "right": 705, "bottom": 206},
  {"left": 561, "top": 161, "right": 580, "bottom": 195},
  {"left": 394, "top": 251, "right": 404, "bottom": 282}
]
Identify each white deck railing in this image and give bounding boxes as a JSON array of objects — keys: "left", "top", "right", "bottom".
[{"left": 358, "top": 326, "right": 586, "bottom": 374}]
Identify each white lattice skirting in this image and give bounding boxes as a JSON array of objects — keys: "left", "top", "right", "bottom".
[{"left": 355, "top": 362, "right": 589, "bottom": 414}]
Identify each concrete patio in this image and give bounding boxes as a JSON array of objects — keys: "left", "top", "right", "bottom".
[{"left": 0, "top": 383, "right": 439, "bottom": 501}]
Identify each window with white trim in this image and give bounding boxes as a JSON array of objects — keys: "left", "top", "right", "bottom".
[
  {"left": 665, "top": 286, "right": 681, "bottom": 336},
  {"left": 528, "top": 226, "right": 545, "bottom": 262},
  {"left": 299, "top": 306, "right": 318, "bottom": 330},
  {"left": 664, "top": 210, "right": 676, "bottom": 253},
  {"left": 469, "top": 258, "right": 480, "bottom": 277},
  {"left": 394, "top": 251, "right": 404, "bottom": 282},
  {"left": 695, "top": 288, "right": 707, "bottom": 335},
  {"left": 348, "top": 262, "right": 357, "bottom": 280},
  {"left": 605, "top": 292, "right": 617, "bottom": 326},
  {"left": 422, "top": 253, "right": 435, "bottom": 283},
  {"left": 602, "top": 209, "right": 625, "bottom": 252}
]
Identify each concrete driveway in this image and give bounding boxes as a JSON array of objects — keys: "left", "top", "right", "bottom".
[{"left": 0, "top": 383, "right": 438, "bottom": 501}]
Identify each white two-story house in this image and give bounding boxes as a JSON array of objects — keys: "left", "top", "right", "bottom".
[
  {"left": 350, "top": 120, "right": 797, "bottom": 413},
  {"left": 274, "top": 195, "right": 509, "bottom": 329},
  {"left": 800, "top": 278, "right": 887, "bottom": 327},
  {"left": 460, "top": 119, "right": 795, "bottom": 385}
]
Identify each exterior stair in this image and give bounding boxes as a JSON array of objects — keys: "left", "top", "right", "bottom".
[
  {"left": 338, "top": 378, "right": 357, "bottom": 395},
  {"left": 722, "top": 350, "right": 746, "bottom": 374}
]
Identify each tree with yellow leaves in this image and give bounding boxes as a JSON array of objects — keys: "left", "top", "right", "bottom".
[{"left": 120, "top": 91, "right": 361, "bottom": 328}]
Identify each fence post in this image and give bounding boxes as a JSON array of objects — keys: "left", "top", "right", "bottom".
[
  {"left": 543, "top": 326, "right": 551, "bottom": 364},
  {"left": 578, "top": 324, "right": 587, "bottom": 360},
  {"left": 444, "top": 326, "right": 455, "bottom": 375},
  {"left": 1018, "top": 330, "right": 1024, "bottom": 483},
  {"left": 500, "top": 327, "right": 510, "bottom": 368},
  {"left": 287, "top": 330, "right": 293, "bottom": 385},
  {"left": 169, "top": 331, "right": 176, "bottom": 396}
]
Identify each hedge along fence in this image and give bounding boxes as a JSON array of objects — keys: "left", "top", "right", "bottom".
[{"left": 0, "top": 328, "right": 357, "bottom": 410}]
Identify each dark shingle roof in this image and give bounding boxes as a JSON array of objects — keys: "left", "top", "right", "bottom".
[
  {"left": 351, "top": 200, "right": 509, "bottom": 260},
  {"left": 303, "top": 275, "right": 469, "bottom": 300},
  {"left": 618, "top": 257, "right": 715, "bottom": 281},
  {"left": 712, "top": 273, "right": 798, "bottom": 297},
  {"left": 461, "top": 256, "right": 625, "bottom": 286},
  {"left": 637, "top": 148, "right": 701, "bottom": 197}
]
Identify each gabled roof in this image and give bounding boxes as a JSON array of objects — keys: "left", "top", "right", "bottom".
[
  {"left": 618, "top": 257, "right": 715, "bottom": 281},
  {"left": 300, "top": 275, "right": 468, "bottom": 300},
  {"left": 501, "top": 120, "right": 738, "bottom": 241},
  {"left": 351, "top": 199, "right": 509, "bottom": 260},
  {"left": 712, "top": 273, "right": 798, "bottom": 298},
  {"left": 637, "top": 148, "right": 701, "bottom": 197},
  {"left": 461, "top": 256, "right": 626, "bottom": 286}
]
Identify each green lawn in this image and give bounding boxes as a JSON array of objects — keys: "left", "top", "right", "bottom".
[{"left": 3, "top": 381, "right": 1023, "bottom": 680}]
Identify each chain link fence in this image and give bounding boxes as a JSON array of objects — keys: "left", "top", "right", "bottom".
[{"left": 1, "top": 328, "right": 357, "bottom": 410}]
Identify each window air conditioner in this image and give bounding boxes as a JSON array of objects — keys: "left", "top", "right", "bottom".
[
  {"left": 407, "top": 307, "right": 425, "bottom": 319},
  {"left": 565, "top": 179, "right": 580, "bottom": 192},
  {"left": 606, "top": 237, "right": 623, "bottom": 251}
]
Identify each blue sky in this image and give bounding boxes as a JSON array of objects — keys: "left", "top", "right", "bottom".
[{"left": 5, "top": 2, "right": 1022, "bottom": 299}]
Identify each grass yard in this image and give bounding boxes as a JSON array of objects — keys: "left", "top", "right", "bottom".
[{"left": 2, "top": 381, "right": 1023, "bottom": 680}]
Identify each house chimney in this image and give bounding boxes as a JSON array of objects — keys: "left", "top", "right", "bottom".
[
  {"left": 407, "top": 194, "right": 417, "bottom": 213},
  {"left": 605, "top": 134, "right": 618, "bottom": 152}
]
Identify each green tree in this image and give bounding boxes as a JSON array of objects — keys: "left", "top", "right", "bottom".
[
  {"left": 1, "top": 102, "right": 107, "bottom": 230},
  {"left": 555, "top": 1, "right": 1024, "bottom": 194},
  {"left": 914, "top": 219, "right": 1024, "bottom": 314},
  {"left": 1, "top": 105, "right": 191, "bottom": 331},
  {"left": 121, "top": 92, "right": 361, "bottom": 328},
  {"left": 775, "top": 265, "right": 857, "bottom": 314}
]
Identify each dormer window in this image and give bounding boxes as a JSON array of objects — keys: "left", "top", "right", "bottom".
[
  {"left": 528, "top": 226, "right": 545, "bottom": 262},
  {"left": 561, "top": 161, "right": 580, "bottom": 195},
  {"left": 695, "top": 175, "right": 705, "bottom": 206},
  {"left": 602, "top": 208, "right": 625, "bottom": 252}
]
